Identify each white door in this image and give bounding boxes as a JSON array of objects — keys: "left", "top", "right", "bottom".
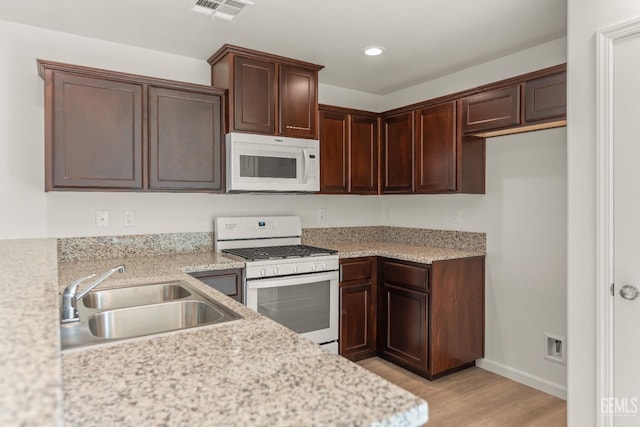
[{"left": 612, "top": 30, "right": 640, "bottom": 425}]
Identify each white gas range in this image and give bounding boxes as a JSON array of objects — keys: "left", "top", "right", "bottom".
[{"left": 214, "top": 216, "right": 339, "bottom": 353}]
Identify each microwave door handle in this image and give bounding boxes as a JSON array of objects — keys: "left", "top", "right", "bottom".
[{"left": 302, "top": 148, "right": 311, "bottom": 183}]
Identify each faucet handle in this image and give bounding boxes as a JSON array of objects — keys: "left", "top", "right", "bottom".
[{"left": 62, "top": 273, "right": 96, "bottom": 296}]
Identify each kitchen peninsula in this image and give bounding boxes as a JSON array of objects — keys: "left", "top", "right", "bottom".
[{"left": 3, "top": 237, "right": 430, "bottom": 426}]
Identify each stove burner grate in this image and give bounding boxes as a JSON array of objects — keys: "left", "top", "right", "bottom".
[{"left": 222, "top": 244, "right": 337, "bottom": 261}]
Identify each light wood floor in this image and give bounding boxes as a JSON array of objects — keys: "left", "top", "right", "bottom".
[{"left": 357, "top": 358, "right": 566, "bottom": 427}]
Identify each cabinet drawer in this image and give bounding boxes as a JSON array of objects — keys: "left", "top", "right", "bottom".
[
  {"left": 383, "top": 260, "right": 429, "bottom": 291},
  {"left": 340, "top": 258, "right": 372, "bottom": 283}
]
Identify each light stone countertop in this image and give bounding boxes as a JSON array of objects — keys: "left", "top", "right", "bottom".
[
  {"left": 0, "top": 239, "right": 61, "bottom": 426},
  {"left": 57, "top": 249, "right": 429, "bottom": 426},
  {"left": 319, "top": 241, "right": 485, "bottom": 264},
  {"left": 1, "top": 236, "right": 486, "bottom": 426}
]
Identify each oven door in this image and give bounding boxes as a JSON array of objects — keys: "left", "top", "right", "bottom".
[{"left": 245, "top": 271, "right": 338, "bottom": 348}]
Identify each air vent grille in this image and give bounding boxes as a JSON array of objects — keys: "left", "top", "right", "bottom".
[
  {"left": 195, "top": 0, "right": 220, "bottom": 10},
  {"left": 191, "top": 0, "right": 253, "bottom": 21}
]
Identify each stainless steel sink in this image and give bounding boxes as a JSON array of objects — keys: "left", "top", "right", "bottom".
[
  {"left": 88, "top": 300, "right": 226, "bottom": 339},
  {"left": 82, "top": 282, "right": 191, "bottom": 310},
  {"left": 60, "top": 280, "right": 242, "bottom": 350}
]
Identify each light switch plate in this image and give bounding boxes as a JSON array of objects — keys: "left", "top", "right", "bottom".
[{"left": 124, "top": 210, "right": 135, "bottom": 227}]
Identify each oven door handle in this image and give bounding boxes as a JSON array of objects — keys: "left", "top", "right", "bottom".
[{"left": 246, "top": 271, "right": 338, "bottom": 290}]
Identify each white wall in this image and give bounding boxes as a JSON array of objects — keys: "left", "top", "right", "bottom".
[
  {"left": 0, "top": 20, "right": 381, "bottom": 239},
  {"left": 381, "top": 37, "right": 567, "bottom": 111},
  {"left": 318, "top": 83, "right": 383, "bottom": 112},
  {"left": 567, "top": 1, "right": 640, "bottom": 426},
  {"left": 382, "top": 128, "right": 567, "bottom": 397}
]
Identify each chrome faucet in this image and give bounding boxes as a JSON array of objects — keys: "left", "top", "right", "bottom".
[{"left": 60, "top": 264, "right": 126, "bottom": 324}]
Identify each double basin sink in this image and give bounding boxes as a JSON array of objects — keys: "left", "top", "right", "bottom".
[{"left": 60, "top": 280, "right": 242, "bottom": 350}]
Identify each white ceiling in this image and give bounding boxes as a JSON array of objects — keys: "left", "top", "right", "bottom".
[{"left": 0, "top": 0, "right": 567, "bottom": 95}]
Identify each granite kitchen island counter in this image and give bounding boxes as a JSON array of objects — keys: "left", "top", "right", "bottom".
[{"left": 58, "top": 252, "right": 428, "bottom": 426}]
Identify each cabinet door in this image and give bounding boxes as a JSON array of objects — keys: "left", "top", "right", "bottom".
[
  {"left": 461, "top": 86, "right": 520, "bottom": 134},
  {"left": 279, "top": 64, "right": 318, "bottom": 138},
  {"left": 382, "top": 112, "right": 414, "bottom": 193},
  {"left": 524, "top": 72, "right": 567, "bottom": 123},
  {"left": 48, "top": 72, "right": 143, "bottom": 190},
  {"left": 415, "top": 102, "right": 458, "bottom": 193},
  {"left": 350, "top": 115, "right": 379, "bottom": 194},
  {"left": 340, "top": 283, "right": 375, "bottom": 360},
  {"left": 379, "top": 283, "right": 428, "bottom": 373},
  {"left": 233, "top": 56, "right": 276, "bottom": 134},
  {"left": 319, "top": 109, "right": 349, "bottom": 193},
  {"left": 148, "top": 87, "right": 223, "bottom": 191},
  {"left": 340, "top": 257, "right": 376, "bottom": 361}
]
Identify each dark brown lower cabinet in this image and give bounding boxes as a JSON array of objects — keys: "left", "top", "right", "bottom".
[
  {"left": 339, "top": 257, "right": 377, "bottom": 361},
  {"left": 188, "top": 269, "right": 243, "bottom": 303},
  {"left": 378, "top": 256, "right": 485, "bottom": 379},
  {"left": 380, "top": 282, "right": 428, "bottom": 372}
]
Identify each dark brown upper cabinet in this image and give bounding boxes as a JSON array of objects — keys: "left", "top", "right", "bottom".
[
  {"left": 148, "top": 87, "right": 223, "bottom": 191},
  {"left": 319, "top": 109, "right": 348, "bottom": 193},
  {"left": 524, "top": 72, "right": 567, "bottom": 123},
  {"left": 279, "top": 64, "right": 318, "bottom": 138},
  {"left": 381, "top": 104, "right": 484, "bottom": 195},
  {"left": 382, "top": 111, "right": 414, "bottom": 194},
  {"left": 208, "top": 45, "right": 323, "bottom": 139},
  {"left": 38, "top": 60, "right": 225, "bottom": 192},
  {"left": 461, "top": 65, "right": 566, "bottom": 137},
  {"left": 319, "top": 105, "right": 378, "bottom": 195},
  {"left": 414, "top": 102, "right": 458, "bottom": 193},
  {"left": 461, "top": 86, "right": 521, "bottom": 134},
  {"left": 231, "top": 56, "right": 276, "bottom": 134},
  {"left": 44, "top": 70, "right": 144, "bottom": 190}
]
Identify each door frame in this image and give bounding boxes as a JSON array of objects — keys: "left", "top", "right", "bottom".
[{"left": 595, "top": 15, "right": 640, "bottom": 427}]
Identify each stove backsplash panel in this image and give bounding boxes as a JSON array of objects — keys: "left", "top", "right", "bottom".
[{"left": 57, "top": 232, "right": 213, "bottom": 262}]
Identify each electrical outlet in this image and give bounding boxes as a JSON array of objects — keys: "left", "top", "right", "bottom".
[
  {"left": 317, "top": 208, "right": 326, "bottom": 221},
  {"left": 95, "top": 210, "right": 109, "bottom": 228},
  {"left": 386, "top": 207, "right": 392, "bottom": 220},
  {"left": 124, "top": 210, "right": 135, "bottom": 227},
  {"left": 452, "top": 209, "right": 462, "bottom": 224},
  {"left": 544, "top": 333, "right": 566, "bottom": 364}
]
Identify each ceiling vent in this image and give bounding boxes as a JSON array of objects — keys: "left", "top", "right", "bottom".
[{"left": 192, "top": 0, "right": 254, "bottom": 22}]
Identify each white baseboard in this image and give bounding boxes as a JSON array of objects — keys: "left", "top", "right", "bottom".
[{"left": 476, "top": 358, "right": 567, "bottom": 400}]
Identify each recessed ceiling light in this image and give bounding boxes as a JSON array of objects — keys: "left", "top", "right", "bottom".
[{"left": 363, "top": 47, "right": 384, "bottom": 56}]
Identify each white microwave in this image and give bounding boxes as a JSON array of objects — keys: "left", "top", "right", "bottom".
[{"left": 226, "top": 132, "right": 320, "bottom": 193}]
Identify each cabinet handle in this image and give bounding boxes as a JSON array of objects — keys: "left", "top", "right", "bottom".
[{"left": 285, "top": 125, "right": 311, "bottom": 130}]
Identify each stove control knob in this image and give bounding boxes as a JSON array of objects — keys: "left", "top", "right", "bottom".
[
  {"left": 260, "top": 268, "right": 267, "bottom": 277},
  {"left": 292, "top": 266, "right": 298, "bottom": 273},
  {"left": 322, "top": 262, "right": 328, "bottom": 270},
  {"left": 311, "top": 264, "right": 317, "bottom": 272},
  {"left": 273, "top": 267, "right": 279, "bottom": 275}
]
